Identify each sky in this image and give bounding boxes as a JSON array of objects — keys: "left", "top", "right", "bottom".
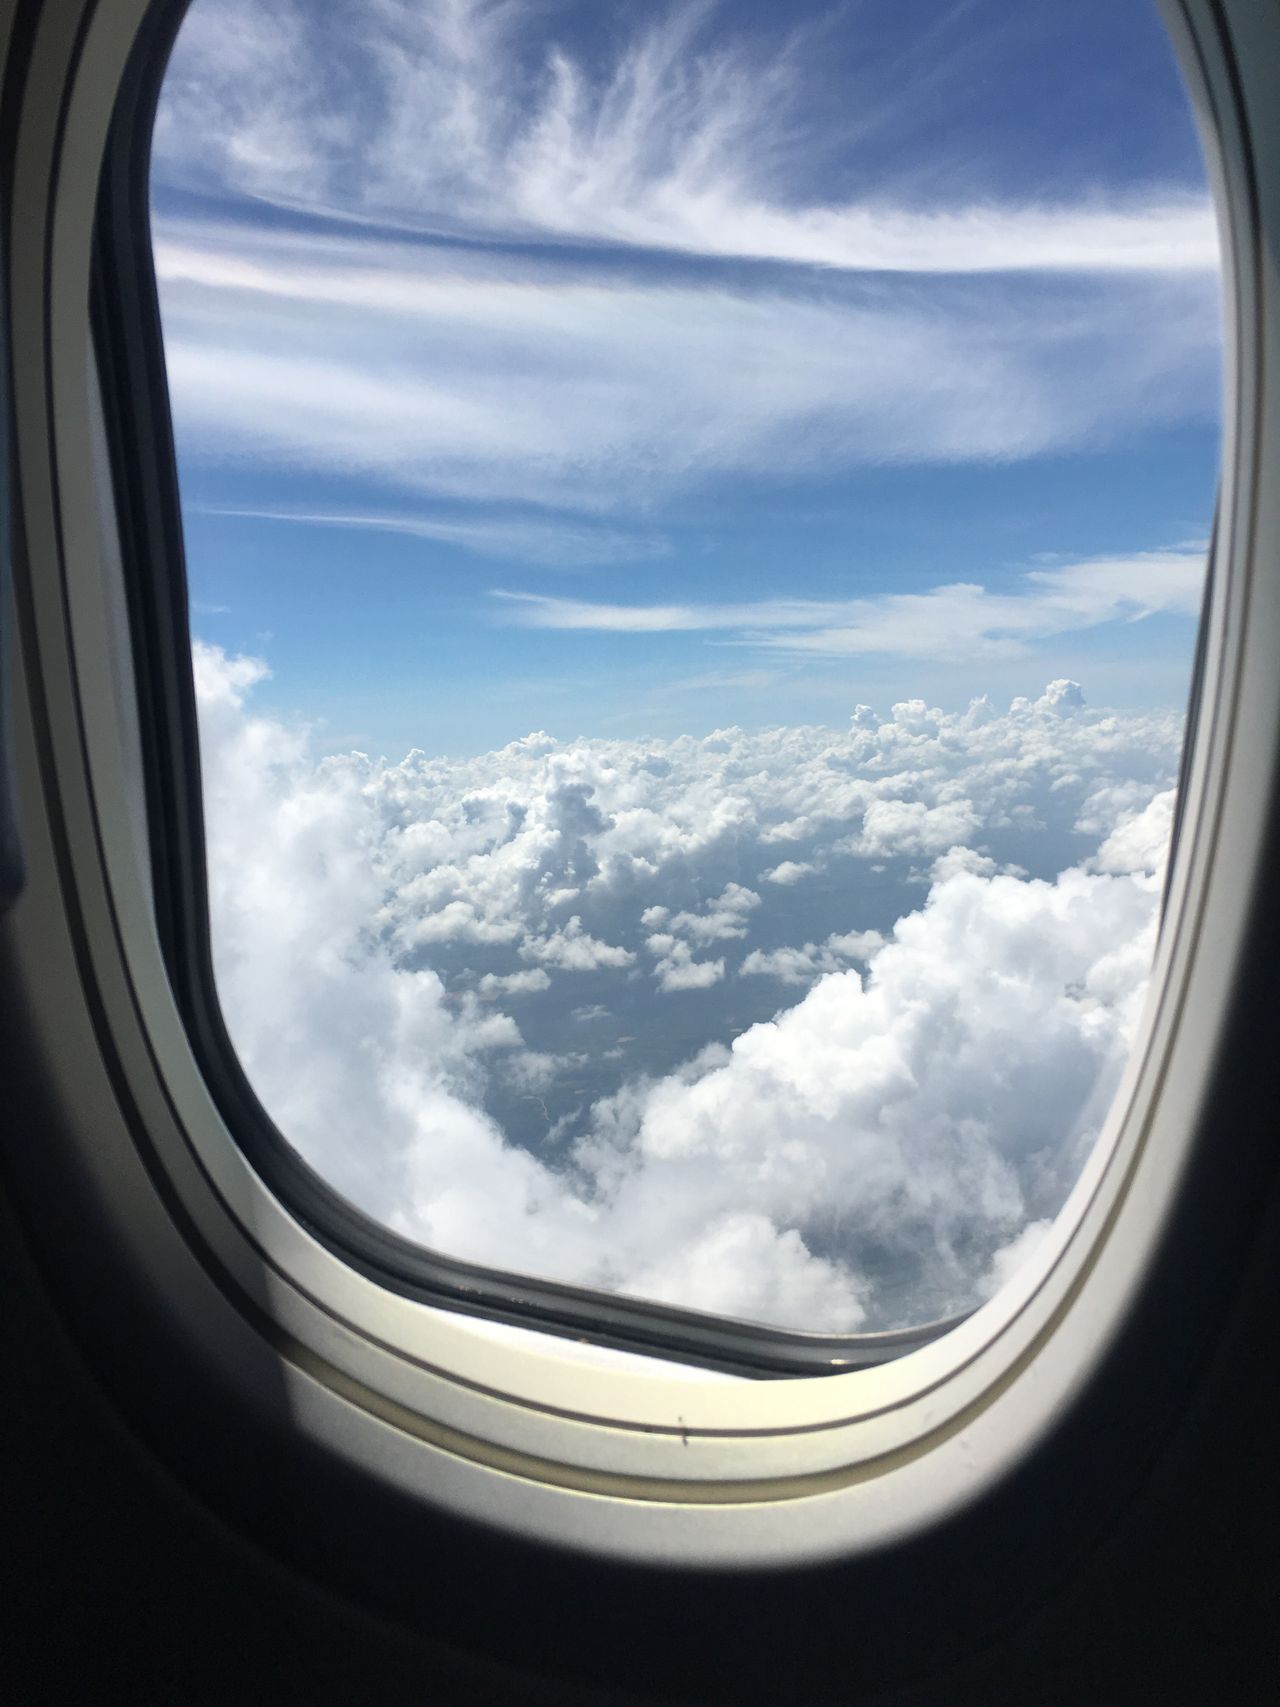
[
  {"left": 152, "top": 0, "right": 1221, "bottom": 758},
  {"left": 151, "top": 0, "right": 1222, "bottom": 1336}
]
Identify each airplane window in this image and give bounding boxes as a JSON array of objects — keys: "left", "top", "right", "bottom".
[{"left": 146, "top": 0, "right": 1221, "bottom": 1354}]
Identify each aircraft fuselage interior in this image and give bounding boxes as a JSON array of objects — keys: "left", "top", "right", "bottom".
[{"left": 2, "top": 0, "right": 1278, "bottom": 1701}]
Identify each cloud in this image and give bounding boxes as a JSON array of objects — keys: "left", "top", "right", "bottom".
[
  {"left": 477, "top": 968, "right": 552, "bottom": 998},
  {"left": 931, "top": 847, "right": 998, "bottom": 882},
  {"left": 1091, "top": 789, "right": 1177, "bottom": 876},
  {"left": 575, "top": 849, "right": 1164, "bottom": 1326},
  {"left": 666, "top": 883, "right": 761, "bottom": 945},
  {"left": 976, "top": 1218, "right": 1054, "bottom": 1302},
  {"left": 641, "top": 885, "right": 755, "bottom": 988},
  {"left": 741, "top": 929, "right": 884, "bottom": 985},
  {"left": 192, "top": 640, "right": 1184, "bottom": 1332},
  {"left": 154, "top": 1, "right": 1217, "bottom": 276},
  {"left": 676, "top": 670, "right": 782, "bottom": 693},
  {"left": 196, "top": 504, "right": 668, "bottom": 569},
  {"left": 319, "top": 672, "right": 1184, "bottom": 966},
  {"left": 156, "top": 216, "right": 1219, "bottom": 517},
  {"left": 495, "top": 549, "right": 1207, "bottom": 661},
  {"left": 762, "top": 861, "right": 815, "bottom": 885},
  {"left": 519, "top": 916, "right": 635, "bottom": 971},
  {"left": 649, "top": 940, "right": 727, "bottom": 994},
  {"left": 850, "top": 798, "right": 982, "bottom": 859}
]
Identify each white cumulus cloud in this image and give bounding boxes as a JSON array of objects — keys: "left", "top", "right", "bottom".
[{"left": 193, "top": 640, "right": 1184, "bottom": 1332}]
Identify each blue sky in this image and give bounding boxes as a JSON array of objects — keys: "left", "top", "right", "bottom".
[{"left": 152, "top": 0, "right": 1221, "bottom": 759}]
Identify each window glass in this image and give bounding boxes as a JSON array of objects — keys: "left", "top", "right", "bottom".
[{"left": 151, "top": 0, "right": 1220, "bottom": 1335}]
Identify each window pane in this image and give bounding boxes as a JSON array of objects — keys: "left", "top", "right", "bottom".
[{"left": 151, "top": 0, "right": 1220, "bottom": 1335}]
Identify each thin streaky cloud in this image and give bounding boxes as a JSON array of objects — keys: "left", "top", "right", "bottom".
[
  {"left": 154, "top": 0, "right": 1217, "bottom": 277},
  {"left": 673, "top": 670, "right": 783, "bottom": 692},
  {"left": 195, "top": 505, "right": 669, "bottom": 569},
  {"left": 493, "top": 549, "right": 1207, "bottom": 662},
  {"left": 156, "top": 225, "right": 1220, "bottom": 513}
]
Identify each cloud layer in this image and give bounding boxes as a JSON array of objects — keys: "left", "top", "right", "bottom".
[{"left": 195, "top": 641, "right": 1182, "bottom": 1332}]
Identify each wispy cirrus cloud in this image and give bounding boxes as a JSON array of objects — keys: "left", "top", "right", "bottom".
[
  {"left": 152, "top": 0, "right": 1221, "bottom": 526},
  {"left": 492, "top": 548, "right": 1206, "bottom": 660},
  {"left": 155, "top": 0, "right": 1217, "bottom": 276}
]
